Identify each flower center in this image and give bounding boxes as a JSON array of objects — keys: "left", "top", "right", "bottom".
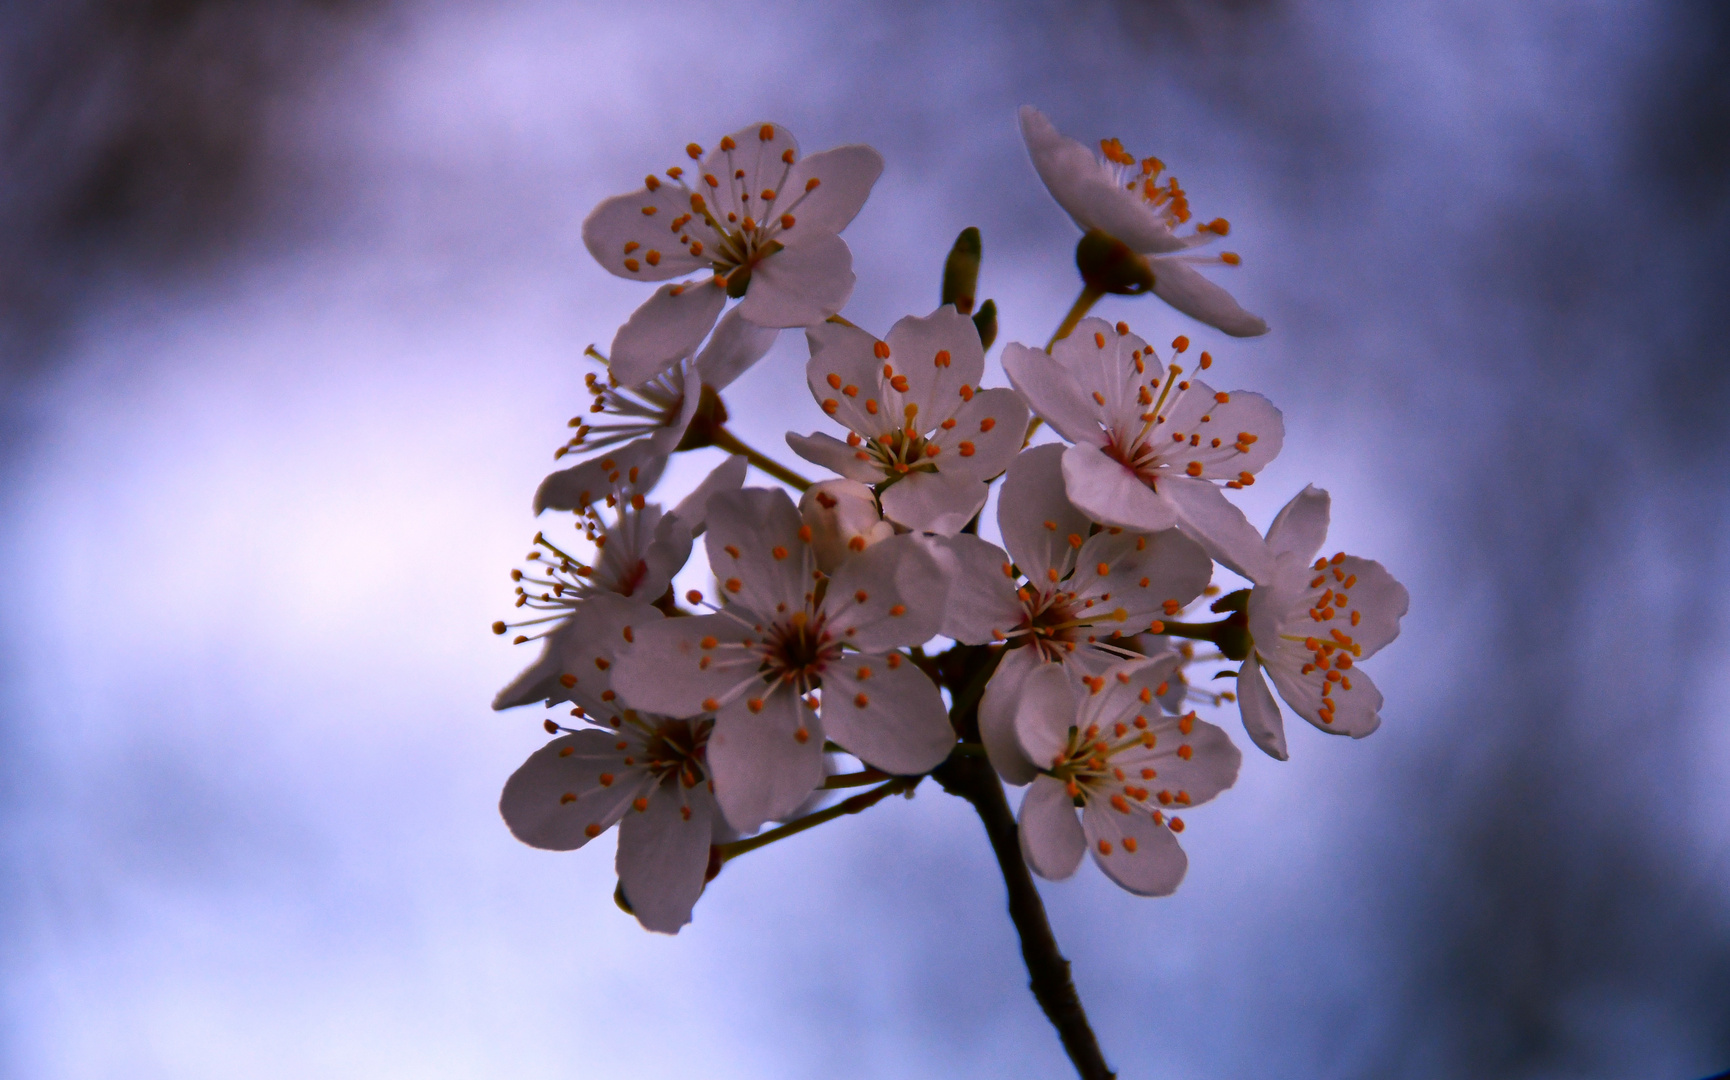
[
  {"left": 640, "top": 718, "right": 712, "bottom": 790},
  {"left": 1010, "top": 585, "right": 1129, "bottom": 659},
  {"left": 864, "top": 426, "right": 939, "bottom": 478},
  {"left": 757, "top": 609, "right": 843, "bottom": 690}
]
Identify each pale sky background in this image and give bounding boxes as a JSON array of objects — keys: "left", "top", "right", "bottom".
[{"left": 2, "top": 2, "right": 1727, "bottom": 1077}]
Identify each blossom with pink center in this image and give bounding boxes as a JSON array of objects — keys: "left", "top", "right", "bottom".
[
  {"left": 555, "top": 311, "right": 776, "bottom": 462},
  {"left": 1013, "top": 656, "right": 1241, "bottom": 896},
  {"left": 583, "top": 122, "right": 883, "bottom": 383},
  {"left": 495, "top": 595, "right": 720, "bottom": 934},
  {"left": 1003, "top": 317, "right": 1283, "bottom": 581},
  {"left": 492, "top": 455, "right": 744, "bottom": 666},
  {"left": 1018, "top": 106, "right": 1267, "bottom": 337},
  {"left": 788, "top": 306, "right": 1029, "bottom": 534},
  {"left": 611, "top": 487, "right": 953, "bottom": 833},
  {"left": 937, "top": 444, "right": 1211, "bottom": 784},
  {"left": 1235, "top": 485, "right": 1410, "bottom": 760}
]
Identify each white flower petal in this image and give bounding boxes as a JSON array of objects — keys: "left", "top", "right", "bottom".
[
  {"left": 1160, "top": 475, "right": 1274, "bottom": 582},
  {"left": 582, "top": 186, "right": 715, "bottom": 283},
  {"left": 1060, "top": 442, "right": 1179, "bottom": 533},
  {"left": 823, "top": 533, "right": 946, "bottom": 652},
  {"left": 616, "top": 780, "right": 715, "bottom": 934},
  {"left": 609, "top": 279, "right": 728, "bottom": 387},
  {"left": 1148, "top": 255, "right": 1269, "bottom": 337},
  {"left": 1001, "top": 342, "right": 1107, "bottom": 446},
  {"left": 694, "top": 308, "right": 780, "bottom": 391},
  {"left": 671, "top": 454, "right": 748, "bottom": 533},
  {"left": 1331, "top": 556, "right": 1409, "bottom": 655},
  {"left": 499, "top": 731, "right": 645, "bottom": 850},
  {"left": 591, "top": 505, "right": 690, "bottom": 601},
  {"left": 880, "top": 468, "right": 987, "bottom": 536},
  {"left": 533, "top": 440, "right": 668, "bottom": 514},
  {"left": 704, "top": 487, "right": 810, "bottom": 619},
  {"left": 707, "top": 688, "right": 825, "bottom": 833},
  {"left": 804, "top": 319, "right": 891, "bottom": 437},
  {"left": 696, "top": 123, "right": 802, "bottom": 227},
  {"left": 1265, "top": 484, "right": 1330, "bottom": 568},
  {"left": 883, "top": 306, "right": 985, "bottom": 427},
  {"left": 641, "top": 361, "right": 704, "bottom": 455},
  {"left": 1018, "top": 774, "right": 1087, "bottom": 881},
  {"left": 997, "top": 444, "right": 1095, "bottom": 581},
  {"left": 738, "top": 230, "right": 856, "bottom": 329},
  {"left": 613, "top": 613, "right": 757, "bottom": 716},
  {"left": 1264, "top": 651, "right": 1384, "bottom": 739},
  {"left": 978, "top": 647, "right": 1042, "bottom": 785},
  {"left": 1081, "top": 799, "right": 1187, "bottom": 897},
  {"left": 932, "top": 534, "right": 1024, "bottom": 645},
  {"left": 820, "top": 653, "right": 954, "bottom": 774},
  {"left": 1072, "top": 527, "right": 1212, "bottom": 627},
  {"left": 1012, "top": 661, "right": 1079, "bottom": 771},
  {"left": 1018, "top": 106, "right": 1188, "bottom": 255},
  {"left": 493, "top": 595, "right": 660, "bottom": 711},
  {"left": 786, "top": 431, "right": 883, "bottom": 484},
  {"left": 1047, "top": 318, "right": 1154, "bottom": 419},
  {"left": 781, "top": 144, "right": 885, "bottom": 235},
  {"left": 1236, "top": 656, "right": 1289, "bottom": 760},
  {"left": 928, "top": 388, "right": 1030, "bottom": 482},
  {"left": 1158, "top": 378, "right": 1284, "bottom": 480}
]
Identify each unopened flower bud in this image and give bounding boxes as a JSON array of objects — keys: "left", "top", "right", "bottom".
[{"left": 799, "top": 479, "right": 894, "bottom": 573}]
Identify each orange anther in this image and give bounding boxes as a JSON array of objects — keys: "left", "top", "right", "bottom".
[
  {"left": 747, "top": 698, "right": 764, "bottom": 713},
  {"left": 958, "top": 441, "right": 976, "bottom": 457},
  {"left": 771, "top": 546, "right": 788, "bottom": 560},
  {"left": 1171, "top": 335, "right": 1189, "bottom": 352},
  {"left": 724, "top": 578, "right": 742, "bottom": 593},
  {"left": 889, "top": 604, "right": 906, "bottom": 617}
]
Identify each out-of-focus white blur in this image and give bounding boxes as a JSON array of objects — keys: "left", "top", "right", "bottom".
[{"left": 3, "top": 1, "right": 1727, "bottom": 1077}]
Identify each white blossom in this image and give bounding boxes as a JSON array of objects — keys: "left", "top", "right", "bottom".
[
  {"left": 1003, "top": 317, "right": 1282, "bottom": 580},
  {"left": 612, "top": 487, "right": 954, "bottom": 833},
  {"left": 798, "top": 478, "right": 894, "bottom": 574},
  {"left": 492, "top": 455, "right": 745, "bottom": 668},
  {"left": 496, "top": 594, "right": 720, "bottom": 934},
  {"left": 557, "top": 313, "right": 776, "bottom": 461},
  {"left": 788, "top": 307, "right": 1029, "bottom": 534},
  {"left": 583, "top": 123, "right": 884, "bottom": 383},
  {"left": 1018, "top": 106, "right": 1267, "bottom": 337},
  {"left": 938, "top": 444, "right": 1211, "bottom": 784},
  {"left": 1013, "top": 656, "right": 1241, "bottom": 896},
  {"left": 1235, "top": 485, "right": 1410, "bottom": 760}
]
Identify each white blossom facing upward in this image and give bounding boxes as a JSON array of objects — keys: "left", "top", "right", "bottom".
[
  {"left": 584, "top": 122, "right": 884, "bottom": 380},
  {"left": 937, "top": 444, "right": 1211, "bottom": 784},
  {"left": 1236, "top": 485, "right": 1410, "bottom": 760},
  {"left": 1013, "top": 656, "right": 1241, "bottom": 896},
  {"left": 788, "top": 307, "right": 1028, "bottom": 535},
  {"left": 495, "top": 595, "right": 719, "bottom": 934},
  {"left": 1018, "top": 106, "right": 1267, "bottom": 337},
  {"left": 1003, "top": 318, "right": 1283, "bottom": 581},
  {"left": 611, "top": 487, "right": 954, "bottom": 833}
]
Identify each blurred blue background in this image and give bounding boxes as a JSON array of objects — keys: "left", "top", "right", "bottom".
[{"left": 2, "top": 1, "right": 1727, "bottom": 1077}]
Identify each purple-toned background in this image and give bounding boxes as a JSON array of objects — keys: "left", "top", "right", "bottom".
[{"left": 3, "top": 2, "right": 1726, "bottom": 1076}]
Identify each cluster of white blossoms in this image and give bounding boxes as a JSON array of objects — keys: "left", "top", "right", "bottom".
[{"left": 492, "top": 111, "right": 1408, "bottom": 934}]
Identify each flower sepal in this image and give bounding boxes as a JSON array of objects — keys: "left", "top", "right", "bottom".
[{"left": 1075, "top": 229, "right": 1155, "bottom": 296}]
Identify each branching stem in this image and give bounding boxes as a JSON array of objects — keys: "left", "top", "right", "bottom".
[
  {"left": 710, "top": 427, "right": 813, "bottom": 492},
  {"left": 715, "top": 777, "right": 914, "bottom": 863}
]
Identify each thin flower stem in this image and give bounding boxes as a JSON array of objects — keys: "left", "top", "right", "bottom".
[
  {"left": 822, "top": 768, "right": 890, "bottom": 789},
  {"left": 1046, "top": 284, "right": 1106, "bottom": 351},
  {"left": 932, "top": 754, "right": 1116, "bottom": 1080},
  {"left": 932, "top": 642, "right": 1115, "bottom": 1080},
  {"left": 710, "top": 427, "right": 813, "bottom": 492},
  {"left": 715, "top": 777, "right": 915, "bottom": 863}
]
